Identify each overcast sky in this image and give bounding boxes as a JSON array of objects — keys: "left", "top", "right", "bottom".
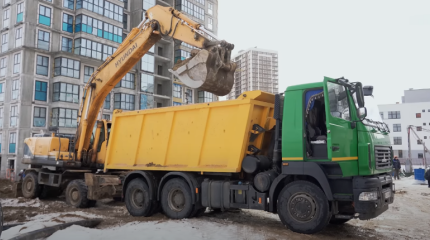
[{"left": 217, "top": 0, "right": 430, "bottom": 105}]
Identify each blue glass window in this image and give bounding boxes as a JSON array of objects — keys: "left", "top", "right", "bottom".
[
  {"left": 140, "top": 94, "right": 154, "bottom": 110},
  {"left": 35, "top": 81, "right": 48, "bottom": 101},
  {"left": 39, "top": 5, "right": 51, "bottom": 26},
  {"left": 104, "top": 93, "right": 111, "bottom": 109},
  {"left": 17, "top": 2, "right": 24, "bottom": 23},
  {"left": 62, "top": 13, "right": 74, "bottom": 33},
  {"left": 64, "top": 0, "right": 74, "bottom": 10}
]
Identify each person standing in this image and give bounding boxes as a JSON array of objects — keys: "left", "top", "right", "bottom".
[
  {"left": 393, "top": 156, "right": 401, "bottom": 180},
  {"left": 425, "top": 168, "right": 430, "bottom": 188}
]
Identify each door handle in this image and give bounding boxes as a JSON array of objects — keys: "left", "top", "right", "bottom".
[{"left": 331, "top": 146, "right": 340, "bottom": 151}]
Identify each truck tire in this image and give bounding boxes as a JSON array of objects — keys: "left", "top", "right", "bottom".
[
  {"left": 22, "top": 172, "right": 41, "bottom": 199},
  {"left": 65, "top": 180, "right": 95, "bottom": 208},
  {"left": 329, "top": 217, "right": 350, "bottom": 225},
  {"left": 161, "top": 178, "right": 193, "bottom": 219},
  {"left": 277, "top": 181, "right": 330, "bottom": 234},
  {"left": 125, "top": 178, "right": 155, "bottom": 217}
]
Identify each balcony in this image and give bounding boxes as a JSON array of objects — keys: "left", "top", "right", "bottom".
[
  {"left": 154, "top": 94, "right": 171, "bottom": 100},
  {"left": 155, "top": 54, "right": 171, "bottom": 63}
]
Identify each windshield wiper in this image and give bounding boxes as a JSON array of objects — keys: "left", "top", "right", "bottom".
[{"left": 363, "top": 118, "right": 390, "bottom": 133}]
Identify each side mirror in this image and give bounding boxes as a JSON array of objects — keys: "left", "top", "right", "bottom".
[
  {"left": 355, "top": 83, "right": 365, "bottom": 108},
  {"left": 358, "top": 107, "right": 367, "bottom": 119}
]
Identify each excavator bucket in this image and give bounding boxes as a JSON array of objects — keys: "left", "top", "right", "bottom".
[{"left": 169, "top": 41, "right": 237, "bottom": 96}]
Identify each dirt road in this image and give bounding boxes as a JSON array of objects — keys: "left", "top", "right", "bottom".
[{"left": 1, "top": 177, "right": 429, "bottom": 240}]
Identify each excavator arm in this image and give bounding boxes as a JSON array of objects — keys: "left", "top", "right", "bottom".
[{"left": 75, "top": 5, "right": 237, "bottom": 161}]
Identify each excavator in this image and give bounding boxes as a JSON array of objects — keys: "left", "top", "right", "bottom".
[{"left": 20, "top": 5, "right": 236, "bottom": 198}]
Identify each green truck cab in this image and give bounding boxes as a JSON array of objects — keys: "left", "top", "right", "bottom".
[{"left": 270, "top": 77, "right": 394, "bottom": 232}]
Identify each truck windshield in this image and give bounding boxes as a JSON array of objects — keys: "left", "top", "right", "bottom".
[{"left": 352, "top": 92, "right": 388, "bottom": 132}]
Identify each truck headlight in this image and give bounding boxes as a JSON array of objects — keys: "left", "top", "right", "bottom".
[{"left": 359, "top": 191, "right": 378, "bottom": 201}]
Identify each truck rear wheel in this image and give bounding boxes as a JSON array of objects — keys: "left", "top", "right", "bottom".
[
  {"left": 125, "top": 178, "right": 155, "bottom": 217},
  {"left": 161, "top": 178, "right": 193, "bottom": 219},
  {"left": 277, "top": 181, "right": 330, "bottom": 234},
  {"left": 22, "top": 172, "right": 41, "bottom": 199},
  {"left": 65, "top": 180, "right": 95, "bottom": 208}
]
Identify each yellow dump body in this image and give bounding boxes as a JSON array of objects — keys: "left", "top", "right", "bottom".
[{"left": 104, "top": 91, "right": 275, "bottom": 173}]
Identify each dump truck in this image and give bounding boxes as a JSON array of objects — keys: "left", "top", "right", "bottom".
[{"left": 20, "top": 5, "right": 395, "bottom": 235}]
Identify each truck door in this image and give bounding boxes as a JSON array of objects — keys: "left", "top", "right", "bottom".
[{"left": 325, "top": 79, "right": 358, "bottom": 161}]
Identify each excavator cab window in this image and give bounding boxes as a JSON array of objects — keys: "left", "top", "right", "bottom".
[{"left": 97, "top": 125, "right": 105, "bottom": 152}]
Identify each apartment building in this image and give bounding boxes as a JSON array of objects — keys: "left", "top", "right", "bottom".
[
  {"left": 0, "top": 0, "right": 219, "bottom": 179},
  {"left": 227, "top": 47, "right": 279, "bottom": 100},
  {"left": 378, "top": 88, "right": 430, "bottom": 164}
]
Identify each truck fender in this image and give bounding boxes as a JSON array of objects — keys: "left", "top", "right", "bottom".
[
  {"left": 268, "top": 162, "right": 334, "bottom": 212},
  {"left": 122, "top": 171, "right": 158, "bottom": 200},
  {"left": 157, "top": 172, "right": 200, "bottom": 204}
]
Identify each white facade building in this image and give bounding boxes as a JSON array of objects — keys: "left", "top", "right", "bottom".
[
  {"left": 378, "top": 89, "right": 430, "bottom": 164},
  {"left": 227, "top": 48, "right": 279, "bottom": 100}
]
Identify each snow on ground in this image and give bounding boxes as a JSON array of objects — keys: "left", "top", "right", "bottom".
[
  {"left": 0, "top": 198, "right": 41, "bottom": 207},
  {"left": 47, "top": 220, "right": 271, "bottom": 240}
]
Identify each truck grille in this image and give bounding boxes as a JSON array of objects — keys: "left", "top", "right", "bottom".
[{"left": 374, "top": 146, "right": 392, "bottom": 169}]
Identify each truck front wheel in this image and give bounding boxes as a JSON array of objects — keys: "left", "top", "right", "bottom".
[
  {"left": 65, "top": 180, "right": 95, "bottom": 208},
  {"left": 161, "top": 178, "right": 193, "bottom": 219},
  {"left": 277, "top": 181, "right": 330, "bottom": 234},
  {"left": 22, "top": 172, "right": 41, "bottom": 199},
  {"left": 125, "top": 178, "right": 155, "bottom": 217}
]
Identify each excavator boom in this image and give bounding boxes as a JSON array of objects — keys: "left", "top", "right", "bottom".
[{"left": 74, "top": 5, "right": 237, "bottom": 161}]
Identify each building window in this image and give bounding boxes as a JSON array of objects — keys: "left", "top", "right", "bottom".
[
  {"left": 0, "top": 57, "right": 6, "bottom": 77},
  {"left": 104, "top": 1, "right": 123, "bottom": 22},
  {"left": 416, "top": 113, "right": 421, "bottom": 118},
  {"left": 103, "top": 22, "right": 123, "bottom": 43},
  {"left": 398, "top": 150, "right": 403, "bottom": 158},
  {"left": 52, "top": 108, "right": 78, "bottom": 128},
  {"left": 185, "top": 89, "right": 193, "bottom": 104},
  {"left": 35, "top": 81, "right": 48, "bottom": 101},
  {"left": 84, "top": 66, "right": 94, "bottom": 83},
  {"left": 123, "top": 13, "right": 128, "bottom": 30},
  {"left": 17, "top": 2, "right": 24, "bottom": 23},
  {"left": 33, "top": 106, "right": 47, "bottom": 127},
  {"left": 393, "top": 124, "right": 401, "bottom": 132},
  {"left": 425, "top": 136, "right": 428, "bottom": 140},
  {"left": 417, "top": 126, "right": 422, "bottom": 131},
  {"left": 36, "top": 55, "right": 49, "bottom": 76},
  {"left": 76, "top": 0, "right": 104, "bottom": 15},
  {"left": 0, "top": 83, "right": 4, "bottom": 101},
  {"left": 116, "top": 73, "right": 135, "bottom": 89},
  {"left": 104, "top": 93, "right": 110, "bottom": 109},
  {"left": 208, "top": 3, "right": 213, "bottom": 15},
  {"left": 208, "top": 18, "right": 213, "bottom": 30},
  {"left": 141, "top": 54, "right": 154, "bottom": 72},
  {"left": 9, "top": 132, "right": 16, "bottom": 153},
  {"left": 173, "top": 83, "right": 182, "bottom": 98},
  {"left": 418, "top": 153, "right": 423, "bottom": 158},
  {"left": 3, "top": 8, "right": 10, "bottom": 29},
  {"left": 75, "top": 38, "right": 103, "bottom": 60},
  {"left": 393, "top": 137, "right": 402, "bottom": 145},
  {"left": 143, "top": 0, "right": 155, "bottom": 10},
  {"left": 195, "top": 0, "right": 205, "bottom": 4},
  {"left": 173, "top": 102, "right": 182, "bottom": 106},
  {"left": 13, "top": 53, "right": 21, "bottom": 74},
  {"left": 75, "top": 15, "right": 103, "bottom": 38},
  {"left": 62, "top": 13, "right": 73, "bottom": 33},
  {"left": 198, "top": 91, "right": 215, "bottom": 103},
  {"left": 61, "top": 36, "right": 73, "bottom": 52},
  {"left": 39, "top": 5, "right": 51, "bottom": 26},
  {"left": 37, "top": 30, "right": 50, "bottom": 50},
  {"left": 103, "top": 114, "right": 110, "bottom": 120},
  {"left": 114, "top": 93, "right": 135, "bottom": 110},
  {"left": 174, "top": 49, "right": 190, "bottom": 64},
  {"left": 102, "top": 45, "right": 116, "bottom": 61},
  {"left": 418, "top": 140, "right": 422, "bottom": 145},
  {"left": 10, "top": 105, "right": 18, "bottom": 127},
  {"left": 63, "top": 0, "right": 74, "bottom": 9},
  {"left": 175, "top": 0, "right": 204, "bottom": 20},
  {"left": 15, "top": 27, "right": 22, "bottom": 47},
  {"left": 54, "top": 57, "right": 80, "bottom": 78},
  {"left": 0, "top": 108, "right": 3, "bottom": 128},
  {"left": 53, "top": 82, "right": 80, "bottom": 103},
  {"left": 11, "top": 79, "right": 19, "bottom": 100},
  {"left": 1, "top": 33, "right": 8, "bottom": 53},
  {"left": 388, "top": 111, "right": 400, "bottom": 119},
  {"left": 141, "top": 73, "right": 154, "bottom": 93},
  {"left": 140, "top": 94, "right": 154, "bottom": 110},
  {"left": 379, "top": 112, "right": 384, "bottom": 119}
]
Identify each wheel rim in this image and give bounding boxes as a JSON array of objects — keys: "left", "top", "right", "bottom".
[
  {"left": 69, "top": 187, "right": 80, "bottom": 204},
  {"left": 168, "top": 187, "right": 185, "bottom": 212},
  {"left": 23, "top": 178, "right": 34, "bottom": 194},
  {"left": 131, "top": 189, "right": 145, "bottom": 209},
  {"left": 288, "top": 192, "right": 317, "bottom": 223}
]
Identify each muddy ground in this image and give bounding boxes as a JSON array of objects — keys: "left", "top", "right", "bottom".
[{"left": 1, "top": 178, "right": 429, "bottom": 240}]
